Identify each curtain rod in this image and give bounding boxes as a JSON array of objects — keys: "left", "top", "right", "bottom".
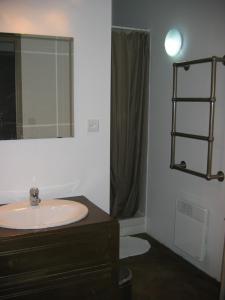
[{"left": 112, "top": 26, "right": 150, "bottom": 33}]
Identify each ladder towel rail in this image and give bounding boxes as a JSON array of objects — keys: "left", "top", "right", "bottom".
[{"left": 170, "top": 56, "right": 225, "bottom": 182}]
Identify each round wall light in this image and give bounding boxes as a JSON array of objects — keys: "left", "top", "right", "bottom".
[{"left": 164, "top": 29, "right": 183, "bottom": 57}]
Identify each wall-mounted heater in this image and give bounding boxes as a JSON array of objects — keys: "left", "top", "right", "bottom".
[
  {"left": 170, "top": 56, "right": 225, "bottom": 182},
  {"left": 174, "top": 198, "right": 208, "bottom": 262}
]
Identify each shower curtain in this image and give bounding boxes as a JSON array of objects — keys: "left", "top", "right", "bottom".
[{"left": 110, "top": 29, "right": 150, "bottom": 218}]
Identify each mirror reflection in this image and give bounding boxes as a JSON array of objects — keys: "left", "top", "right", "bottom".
[{"left": 0, "top": 33, "right": 73, "bottom": 140}]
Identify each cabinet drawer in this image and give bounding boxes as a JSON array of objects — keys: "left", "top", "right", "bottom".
[
  {"left": 0, "top": 224, "right": 114, "bottom": 279},
  {"left": 0, "top": 267, "right": 118, "bottom": 300}
]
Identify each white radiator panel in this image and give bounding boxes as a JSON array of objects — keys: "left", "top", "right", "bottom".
[{"left": 174, "top": 198, "right": 208, "bottom": 261}]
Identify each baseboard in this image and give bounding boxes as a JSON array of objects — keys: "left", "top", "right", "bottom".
[{"left": 119, "top": 216, "right": 146, "bottom": 236}]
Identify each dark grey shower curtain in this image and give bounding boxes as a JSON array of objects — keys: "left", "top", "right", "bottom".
[{"left": 110, "top": 29, "right": 150, "bottom": 218}]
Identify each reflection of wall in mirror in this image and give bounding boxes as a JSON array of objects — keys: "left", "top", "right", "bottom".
[{"left": 20, "top": 37, "right": 72, "bottom": 139}]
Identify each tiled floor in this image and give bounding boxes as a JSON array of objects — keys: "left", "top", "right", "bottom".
[{"left": 120, "top": 234, "right": 220, "bottom": 300}]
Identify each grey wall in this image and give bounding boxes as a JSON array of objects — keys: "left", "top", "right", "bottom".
[{"left": 113, "top": 0, "right": 225, "bottom": 280}]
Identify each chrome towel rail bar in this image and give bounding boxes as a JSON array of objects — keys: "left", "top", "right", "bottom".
[
  {"left": 173, "top": 97, "right": 215, "bottom": 102},
  {"left": 170, "top": 56, "right": 225, "bottom": 182}
]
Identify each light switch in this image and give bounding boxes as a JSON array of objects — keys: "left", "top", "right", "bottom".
[{"left": 88, "top": 119, "right": 99, "bottom": 132}]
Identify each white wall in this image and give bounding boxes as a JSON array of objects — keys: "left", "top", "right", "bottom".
[
  {"left": 113, "top": 0, "right": 225, "bottom": 280},
  {"left": 0, "top": 0, "right": 112, "bottom": 212}
]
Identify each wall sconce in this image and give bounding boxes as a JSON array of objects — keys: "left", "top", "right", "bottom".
[{"left": 164, "top": 29, "right": 183, "bottom": 57}]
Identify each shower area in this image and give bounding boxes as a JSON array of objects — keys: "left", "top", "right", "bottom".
[{"left": 110, "top": 27, "right": 150, "bottom": 235}]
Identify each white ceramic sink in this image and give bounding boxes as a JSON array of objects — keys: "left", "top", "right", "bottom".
[{"left": 0, "top": 199, "right": 88, "bottom": 229}]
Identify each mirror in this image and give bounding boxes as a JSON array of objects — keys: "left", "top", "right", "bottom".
[{"left": 0, "top": 32, "right": 73, "bottom": 140}]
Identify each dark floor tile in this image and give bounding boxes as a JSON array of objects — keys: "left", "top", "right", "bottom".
[{"left": 120, "top": 234, "right": 220, "bottom": 300}]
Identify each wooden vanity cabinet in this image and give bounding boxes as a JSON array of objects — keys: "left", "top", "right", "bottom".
[{"left": 0, "top": 196, "right": 119, "bottom": 300}]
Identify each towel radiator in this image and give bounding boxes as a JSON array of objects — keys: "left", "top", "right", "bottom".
[{"left": 170, "top": 56, "right": 225, "bottom": 182}]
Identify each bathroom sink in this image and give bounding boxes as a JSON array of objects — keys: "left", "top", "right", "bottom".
[{"left": 0, "top": 199, "right": 88, "bottom": 229}]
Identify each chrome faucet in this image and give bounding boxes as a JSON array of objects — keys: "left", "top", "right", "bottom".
[{"left": 29, "top": 187, "right": 41, "bottom": 206}]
